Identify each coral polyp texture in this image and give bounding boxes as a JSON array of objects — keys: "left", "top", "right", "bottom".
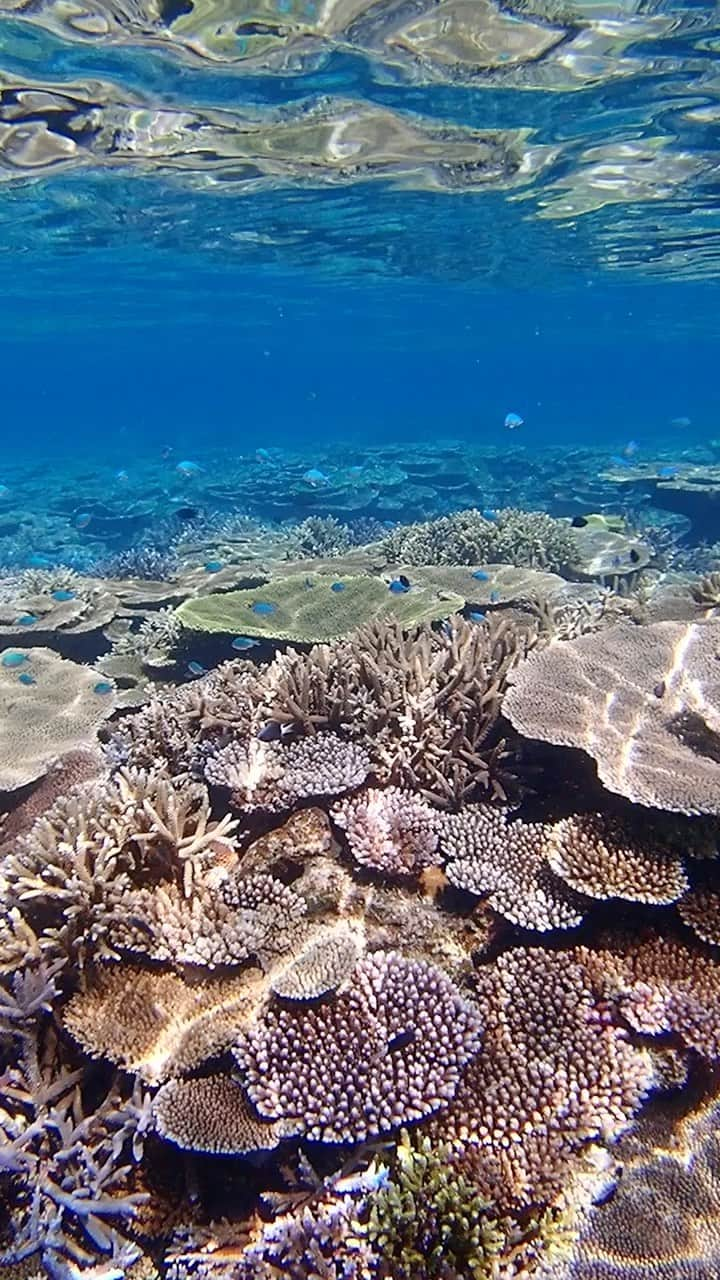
[
  {"left": 235, "top": 950, "right": 483, "bottom": 1143},
  {"left": 2, "top": 481, "right": 720, "bottom": 1280},
  {"left": 504, "top": 619, "right": 720, "bottom": 814}
]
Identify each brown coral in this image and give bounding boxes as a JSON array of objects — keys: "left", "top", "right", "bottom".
[
  {"left": 62, "top": 964, "right": 265, "bottom": 1083},
  {"left": 269, "top": 920, "right": 364, "bottom": 1000},
  {"left": 678, "top": 886, "right": 720, "bottom": 947},
  {"left": 545, "top": 812, "right": 689, "bottom": 904},
  {"left": 153, "top": 1076, "right": 291, "bottom": 1154},
  {"left": 205, "top": 731, "right": 370, "bottom": 812},
  {"left": 433, "top": 945, "right": 656, "bottom": 1209},
  {"left": 503, "top": 619, "right": 720, "bottom": 815},
  {"left": 257, "top": 616, "right": 537, "bottom": 807}
]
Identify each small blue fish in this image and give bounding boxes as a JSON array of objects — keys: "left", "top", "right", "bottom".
[
  {"left": 504, "top": 412, "right": 524, "bottom": 430},
  {"left": 489, "top": 590, "right": 500, "bottom": 603},
  {"left": 232, "top": 635, "right": 260, "bottom": 650},
  {"left": 388, "top": 576, "right": 411, "bottom": 594},
  {"left": 187, "top": 661, "right": 207, "bottom": 677},
  {"left": 15, "top": 614, "right": 38, "bottom": 626},
  {"left": 303, "top": 468, "right": 329, "bottom": 486},
  {"left": 0, "top": 485, "right": 8, "bottom": 499},
  {"left": 469, "top": 610, "right": 486, "bottom": 622},
  {"left": 250, "top": 601, "right": 277, "bottom": 616},
  {"left": 51, "top": 590, "right": 76, "bottom": 602},
  {"left": 75, "top": 512, "right": 92, "bottom": 530},
  {"left": 255, "top": 448, "right": 271, "bottom": 461},
  {"left": 93, "top": 680, "right": 114, "bottom": 695},
  {"left": 471, "top": 570, "right": 490, "bottom": 582},
  {"left": 658, "top": 465, "right": 678, "bottom": 478},
  {"left": 115, "top": 469, "right": 129, "bottom": 482},
  {"left": 17, "top": 672, "right": 36, "bottom": 686},
  {"left": 176, "top": 460, "right": 202, "bottom": 477},
  {"left": 482, "top": 508, "right": 497, "bottom": 521},
  {"left": 204, "top": 561, "right": 223, "bottom": 573},
  {"left": 670, "top": 416, "right": 691, "bottom": 428},
  {"left": 623, "top": 440, "right": 639, "bottom": 458},
  {"left": 2, "top": 652, "right": 28, "bottom": 668},
  {"left": 27, "top": 554, "right": 50, "bottom": 568},
  {"left": 609, "top": 454, "right": 630, "bottom": 468},
  {"left": 330, "top": 582, "right": 346, "bottom": 593}
]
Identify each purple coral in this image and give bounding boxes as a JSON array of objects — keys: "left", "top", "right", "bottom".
[
  {"left": 331, "top": 786, "right": 442, "bottom": 876},
  {"left": 234, "top": 950, "right": 482, "bottom": 1144}
]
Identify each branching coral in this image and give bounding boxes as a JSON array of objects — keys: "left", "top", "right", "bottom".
[
  {"left": 235, "top": 950, "right": 482, "bottom": 1144},
  {"left": 0, "top": 769, "right": 240, "bottom": 969},
  {"left": 332, "top": 786, "right": 442, "bottom": 877},
  {"left": 286, "top": 516, "right": 353, "bottom": 559},
  {"left": 257, "top": 616, "right": 537, "bottom": 806},
  {"left": 365, "top": 1130, "right": 571, "bottom": 1280},
  {"left": 382, "top": 507, "right": 577, "bottom": 572},
  {"left": 0, "top": 962, "right": 151, "bottom": 1275}
]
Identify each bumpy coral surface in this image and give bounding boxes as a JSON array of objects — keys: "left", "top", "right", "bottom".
[{"left": 235, "top": 950, "right": 483, "bottom": 1143}]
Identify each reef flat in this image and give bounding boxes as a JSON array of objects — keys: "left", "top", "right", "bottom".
[{"left": 1, "top": 437, "right": 720, "bottom": 1279}]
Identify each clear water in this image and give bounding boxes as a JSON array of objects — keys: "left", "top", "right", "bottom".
[{"left": 2, "top": 0, "right": 719, "bottom": 461}]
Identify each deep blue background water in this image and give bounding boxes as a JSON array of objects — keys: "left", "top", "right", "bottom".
[{"left": 8, "top": 274, "right": 718, "bottom": 459}]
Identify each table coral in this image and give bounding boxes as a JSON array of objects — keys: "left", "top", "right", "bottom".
[
  {"left": 0, "top": 646, "right": 116, "bottom": 791},
  {"left": 504, "top": 619, "right": 720, "bottom": 814},
  {"left": 235, "top": 950, "right": 482, "bottom": 1143}
]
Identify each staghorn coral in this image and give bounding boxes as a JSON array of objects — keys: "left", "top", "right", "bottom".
[
  {"left": 0, "top": 769, "right": 240, "bottom": 969},
  {"left": 432, "top": 946, "right": 656, "bottom": 1210},
  {"left": 690, "top": 570, "right": 720, "bottom": 611},
  {"left": 332, "top": 786, "right": 442, "bottom": 877},
  {"left": 442, "top": 805, "right": 589, "bottom": 932},
  {"left": 545, "top": 812, "right": 689, "bottom": 904},
  {"left": 153, "top": 1076, "right": 291, "bottom": 1155},
  {"left": 62, "top": 964, "right": 266, "bottom": 1084},
  {"left": 205, "top": 731, "right": 371, "bottom": 812},
  {"left": 19, "top": 565, "right": 86, "bottom": 597},
  {"left": 366, "top": 1129, "right": 571, "bottom": 1280},
  {"left": 258, "top": 616, "right": 537, "bottom": 806},
  {"left": 235, "top": 950, "right": 482, "bottom": 1144},
  {"left": 503, "top": 619, "right": 720, "bottom": 815},
  {"left": 286, "top": 516, "right": 353, "bottom": 558},
  {"left": 0, "top": 962, "right": 151, "bottom": 1274},
  {"left": 382, "top": 507, "right": 577, "bottom": 573},
  {"left": 0, "top": 647, "right": 116, "bottom": 792}
]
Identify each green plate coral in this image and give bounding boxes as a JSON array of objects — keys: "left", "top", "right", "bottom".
[{"left": 174, "top": 573, "right": 465, "bottom": 643}]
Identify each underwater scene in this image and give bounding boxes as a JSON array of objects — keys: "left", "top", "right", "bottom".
[{"left": 3, "top": 0, "right": 720, "bottom": 1277}]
